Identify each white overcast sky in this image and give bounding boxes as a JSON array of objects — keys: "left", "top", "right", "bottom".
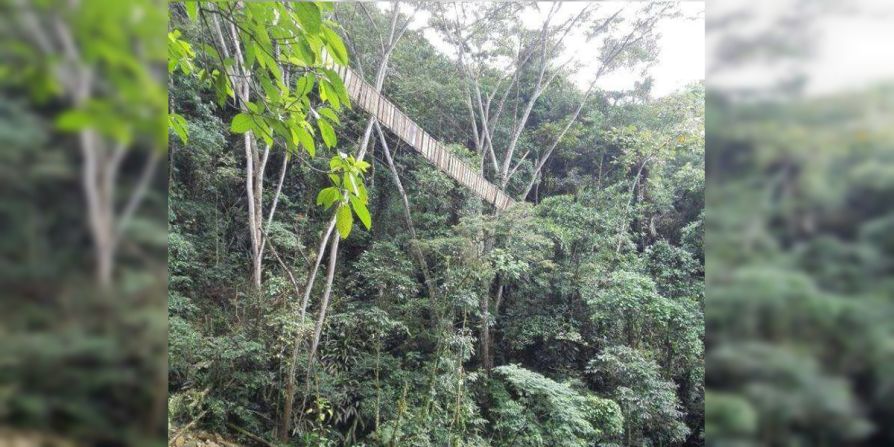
[
  {"left": 386, "top": 2, "right": 705, "bottom": 98},
  {"left": 376, "top": 1, "right": 894, "bottom": 98},
  {"left": 708, "top": 0, "right": 894, "bottom": 96},
  {"left": 595, "top": 2, "right": 705, "bottom": 96}
]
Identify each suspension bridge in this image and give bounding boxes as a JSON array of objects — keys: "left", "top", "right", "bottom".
[{"left": 331, "top": 64, "right": 515, "bottom": 211}]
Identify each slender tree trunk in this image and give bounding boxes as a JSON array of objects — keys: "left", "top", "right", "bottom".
[
  {"left": 480, "top": 290, "right": 491, "bottom": 372},
  {"left": 278, "top": 107, "right": 377, "bottom": 446},
  {"left": 309, "top": 234, "right": 340, "bottom": 366},
  {"left": 299, "top": 234, "right": 341, "bottom": 424},
  {"left": 30, "top": 7, "right": 122, "bottom": 289},
  {"left": 81, "top": 130, "right": 158, "bottom": 289},
  {"left": 279, "top": 5, "right": 412, "bottom": 439},
  {"left": 299, "top": 218, "right": 337, "bottom": 322},
  {"left": 481, "top": 280, "right": 503, "bottom": 372},
  {"left": 616, "top": 158, "right": 650, "bottom": 253},
  {"left": 258, "top": 151, "right": 289, "bottom": 274},
  {"left": 279, "top": 215, "right": 334, "bottom": 441},
  {"left": 212, "top": 5, "right": 273, "bottom": 292},
  {"left": 81, "top": 132, "right": 116, "bottom": 287},
  {"left": 250, "top": 140, "right": 269, "bottom": 289},
  {"left": 520, "top": 81, "right": 597, "bottom": 201},
  {"left": 243, "top": 133, "right": 262, "bottom": 290},
  {"left": 375, "top": 123, "right": 438, "bottom": 302}
]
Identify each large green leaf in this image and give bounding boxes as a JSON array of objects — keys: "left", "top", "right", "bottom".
[
  {"left": 271, "top": 120, "right": 290, "bottom": 142},
  {"left": 321, "top": 26, "right": 349, "bottom": 65},
  {"left": 259, "top": 73, "right": 280, "bottom": 102},
  {"left": 244, "top": 40, "right": 257, "bottom": 68},
  {"left": 230, "top": 113, "right": 253, "bottom": 133},
  {"left": 293, "top": 3, "right": 321, "bottom": 34},
  {"left": 256, "top": 117, "right": 273, "bottom": 145},
  {"left": 323, "top": 69, "right": 351, "bottom": 108},
  {"left": 200, "top": 43, "right": 220, "bottom": 62},
  {"left": 213, "top": 70, "right": 233, "bottom": 105},
  {"left": 293, "top": 125, "right": 315, "bottom": 157},
  {"left": 344, "top": 172, "right": 358, "bottom": 196},
  {"left": 168, "top": 112, "right": 189, "bottom": 144},
  {"left": 349, "top": 195, "right": 371, "bottom": 230},
  {"left": 252, "top": 20, "right": 273, "bottom": 49},
  {"left": 318, "top": 118, "right": 336, "bottom": 148},
  {"left": 335, "top": 204, "right": 353, "bottom": 239},
  {"left": 291, "top": 36, "right": 315, "bottom": 66},
  {"left": 355, "top": 177, "right": 368, "bottom": 202},
  {"left": 315, "top": 186, "right": 340, "bottom": 209},
  {"left": 295, "top": 72, "right": 315, "bottom": 97},
  {"left": 263, "top": 52, "right": 283, "bottom": 83},
  {"left": 56, "top": 109, "right": 93, "bottom": 131},
  {"left": 319, "top": 80, "right": 340, "bottom": 111},
  {"left": 318, "top": 107, "right": 339, "bottom": 125}
]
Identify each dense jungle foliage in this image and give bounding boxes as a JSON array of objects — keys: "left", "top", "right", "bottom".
[
  {"left": 166, "top": 2, "right": 704, "bottom": 446},
  {"left": 1, "top": 1, "right": 168, "bottom": 445},
  {"left": 4, "top": 1, "right": 893, "bottom": 447},
  {"left": 706, "top": 85, "right": 894, "bottom": 446}
]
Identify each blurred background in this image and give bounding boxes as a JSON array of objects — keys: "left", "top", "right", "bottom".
[
  {"left": 1, "top": 0, "right": 893, "bottom": 446},
  {"left": 0, "top": 0, "right": 168, "bottom": 446},
  {"left": 706, "top": 0, "right": 894, "bottom": 445}
]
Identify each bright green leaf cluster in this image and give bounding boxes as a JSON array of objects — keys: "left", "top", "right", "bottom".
[
  {"left": 171, "top": 1, "right": 367, "bottom": 243},
  {"left": 172, "top": 2, "right": 352, "bottom": 158},
  {"left": 18, "top": 0, "right": 170, "bottom": 148},
  {"left": 167, "top": 30, "right": 195, "bottom": 76},
  {"left": 316, "top": 153, "right": 372, "bottom": 239}
]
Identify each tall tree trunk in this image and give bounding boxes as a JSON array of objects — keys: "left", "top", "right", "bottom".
[
  {"left": 279, "top": 220, "right": 339, "bottom": 440},
  {"left": 616, "top": 157, "right": 651, "bottom": 253},
  {"left": 211, "top": 5, "right": 275, "bottom": 292},
  {"left": 480, "top": 290, "right": 491, "bottom": 371},
  {"left": 308, "top": 234, "right": 340, "bottom": 367},
  {"left": 81, "top": 131, "right": 117, "bottom": 287},
  {"left": 279, "top": 4, "right": 413, "bottom": 439},
  {"left": 278, "top": 78, "right": 381, "bottom": 444},
  {"left": 299, "top": 217, "right": 337, "bottom": 322},
  {"left": 80, "top": 130, "right": 158, "bottom": 288},
  {"left": 244, "top": 133, "right": 262, "bottom": 290},
  {"left": 480, "top": 280, "right": 502, "bottom": 372},
  {"left": 375, "top": 123, "right": 438, "bottom": 303}
]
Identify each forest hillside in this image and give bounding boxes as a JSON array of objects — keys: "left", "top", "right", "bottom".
[{"left": 166, "top": 2, "right": 704, "bottom": 446}]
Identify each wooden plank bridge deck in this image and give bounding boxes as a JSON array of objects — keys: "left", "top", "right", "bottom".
[{"left": 332, "top": 65, "right": 515, "bottom": 211}]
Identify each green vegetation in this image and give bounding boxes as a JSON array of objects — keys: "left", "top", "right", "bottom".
[
  {"left": 706, "top": 86, "right": 894, "bottom": 446},
  {"left": 1, "top": 0, "right": 168, "bottom": 445},
  {"left": 166, "top": 2, "right": 704, "bottom": 446}
]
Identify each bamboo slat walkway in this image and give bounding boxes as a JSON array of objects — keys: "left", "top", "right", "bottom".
[{"left": 332, "top": 65, "right": 515, "bottom": 211}]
